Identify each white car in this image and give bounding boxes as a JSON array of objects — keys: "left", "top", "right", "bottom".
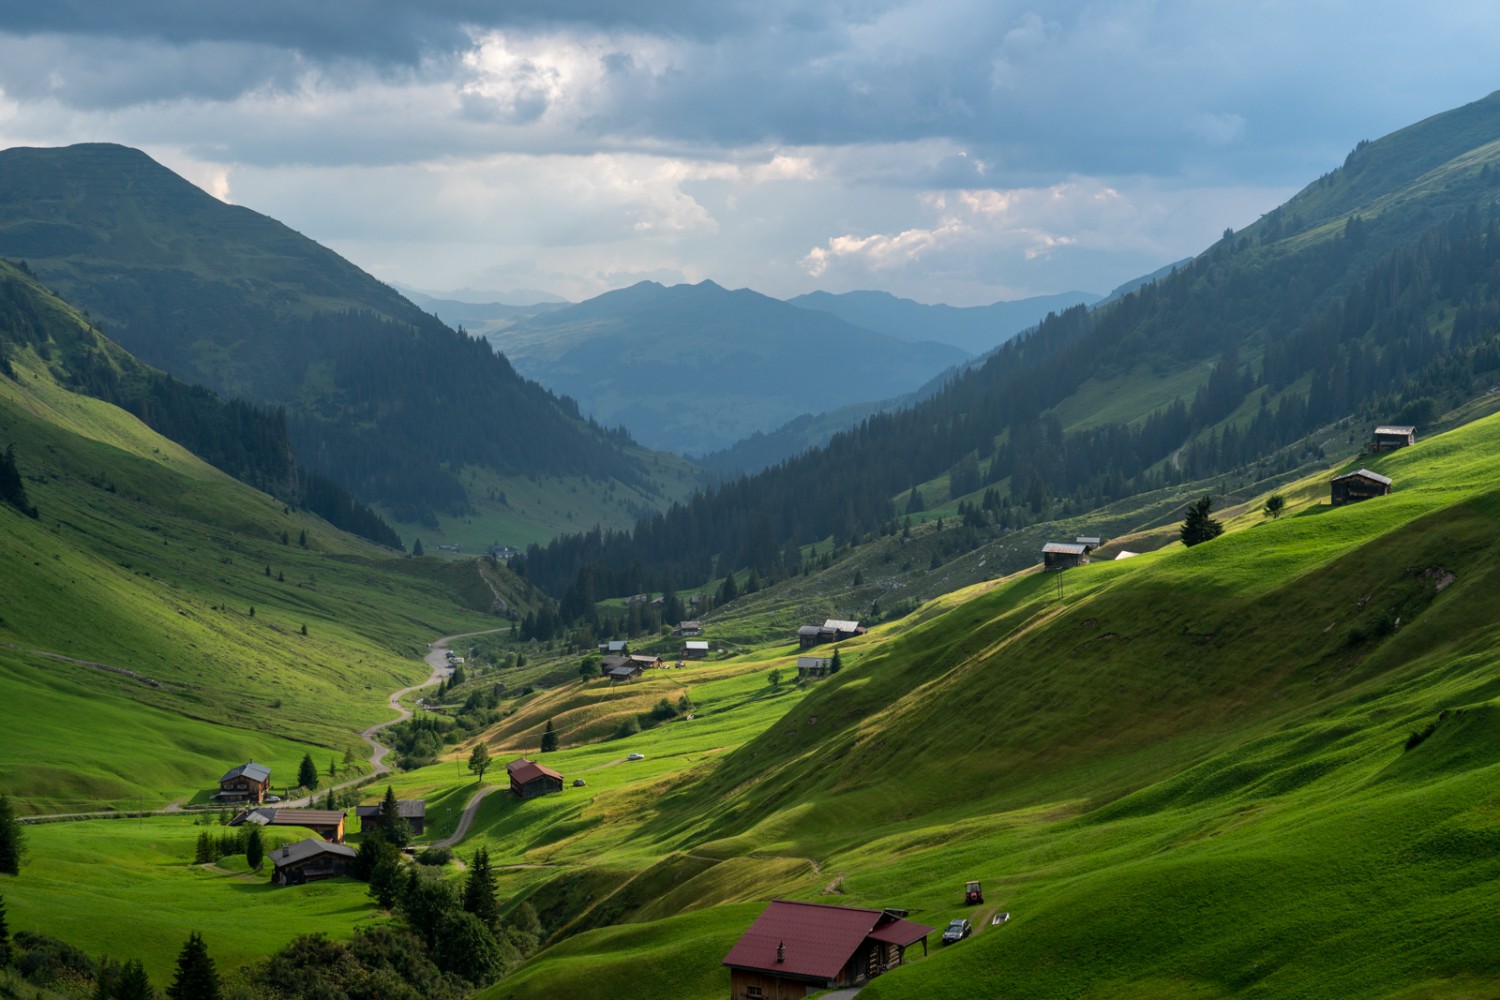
[{"left": 626, "top": 753, "right": 646, "bottom": 761}]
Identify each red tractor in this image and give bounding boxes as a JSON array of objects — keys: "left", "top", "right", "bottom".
[{"left": 965, "top": 880, "right": 984, "bottom": 905}]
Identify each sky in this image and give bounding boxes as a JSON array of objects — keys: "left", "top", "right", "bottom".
[{"left": 0, "top": 3, "right": 1496, "bottom": 306}]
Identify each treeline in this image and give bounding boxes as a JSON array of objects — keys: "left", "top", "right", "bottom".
[
  {"left": 522, "top": 201, "right": 1500, "bottom": 600},
  {"left": 0, "top": 263, "right": 402, "bottom": 549}
]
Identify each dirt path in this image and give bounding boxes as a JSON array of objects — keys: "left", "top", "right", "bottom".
[
  {"left": 432, "top": 782, "right": 502, "bottom": 848},
  {"left": 286, "top": 628, "right": 504, "bottom": 808}
]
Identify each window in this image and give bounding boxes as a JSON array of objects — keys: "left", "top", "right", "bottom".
[{"left": 746, "top": 988, "right": 764, "bottom": 999}]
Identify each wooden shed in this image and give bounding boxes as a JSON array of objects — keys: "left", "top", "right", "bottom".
[
  {"left": 508, "top": 758, "right": 564, "bottom": 799},
  {"left": 683, "top": 640, "right": 710, "bottom": 660},
  {"left": 797, "top": 656, "right": 832, "bottom": 679},
  {"left": 1371, "top": 425, "right": 1416, "bottom": 452},
  {"left": 1043, "top": 541, "right": 1090, "bottom": 569},
  {"left": 231, "top": 807, "right": 347, "bottom": 844},
  {"left": 722, "top": 899, "right": 932, "bottom": 998},
  {"left": 270, "top": 838, "right": 357, "bottom": 887},
  {"left": 355, "top": 800, "right": 426, "bottom": 836},
  {"left": 1331, "top": 468, "right": 1393, "bottom": 506}
]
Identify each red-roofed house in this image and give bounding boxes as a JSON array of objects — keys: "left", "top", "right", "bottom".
[
  {"left": 722, "top": 899, "right": 931, "bottom": 998},
  {"left": 507, "top": 757, "right": 564, "bottom": 799}
]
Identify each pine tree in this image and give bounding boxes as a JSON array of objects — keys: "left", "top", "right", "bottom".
[
  {"left": 0, "top": 445, "right": 38, "bottom": 519},
  {"left": 297, "top": 753, "right": 319, "bottom": 791},
  {"left": 1180, "top": 495, "right": 1225, "bottom": 547},
  {"left": 166, "top": 932, "right": 221, "bottom": 1000},
  {"left": 194, "top": 831, "right": 212, "bottom": 865},
  {"left": 378, "top": 785, "right": 411, "bottom": 849},
  {"left": 540, "top": 719, "right": 558, "bottom": 753},
  {"left": 831, "top": 648, "right": 842, "bottom": 674},
  {"left": 0, "top": 893, "right": 11, "bottom": 969},
  {"left": 114, "top": 959, "right": 155, "bottom": 1000},
  {"left": 245, "top": 828, "right": 264, "bottom": 870},
  {"left": 462, "top": 847, "right": 501, "bottom": 929},
  {"left": 412, "top": 537, "right": 425, "bottom": 557},
  {"left": 0, "top": 793, "right": 22, "bottom": 875}
]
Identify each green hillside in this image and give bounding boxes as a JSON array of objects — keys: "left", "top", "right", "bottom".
[
  {"left": 0, "top": 269, "right": 518, "bottom": 813},
  {"left": 448, "top": 410, "right": 1500, "bottom": 1000}
]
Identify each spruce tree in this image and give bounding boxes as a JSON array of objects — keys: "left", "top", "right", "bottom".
[
  {"left": 1180, "top": 495, "right": 1225, "bottom": 547},
  {"left": 245, "top": 827, "right": 264, "bottom": 871},
  {"left": 831, "top": 649, "right": 842, "bottom": 674},
  {"left": 297, "top": 753, "right": 319, "bottom": 791},
  {"left": 0, "top": 445, "right": 38, "bottom": 519},
  {"left": 540, "top": 719, "right": 558, "bottom": 753},
  {"left": 166, "top": 932, "right": 221, "bottom": 1000},
  {"left": 0, "top": 893, "right": 11, "bottom": 969},
  {"left": 0, "top": 793, "right": 22, "bottom": 875},
  {"left": 378, "top": 785, "right": 411, "bottom": 849},
  {"left": 412, "top": 537, "right": 425, "bottom": 557},
  {"left": 462, "top": 847, "right": 501, "bottom": 930},
  {"left": 115, "top": 958, "right": 155, "bottom": 1000}
]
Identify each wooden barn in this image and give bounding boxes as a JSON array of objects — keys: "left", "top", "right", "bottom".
[
  {"left": 683, "top": 640, "right": 710, "bottom": 660},
  {"left": 722, "top": 899, "right": 932, "bottom": 999},
  {"left": 354, "top": 799, "right": 426, "bottom": 836},
  {"left": 270, "top": 838, "right": 357, "bottom": 887},
  {"left": 231, "top": 807, "right": 346, "bottom": 843},
  {"left": 1371, "top": 424, "right": 1416, "bottom": 452},
  {"left": 1331, "top": 468, "right": 1393, "bottom": 506},
  {"left": 797, "top": 625, "right": 824, "bottom": 649},
  {"left": 1043, "top": 541, "right": 1090, "bottom": 569},
  {"left": 508, "top": 758, "right": 565, "bottom": 799},
  {"left": 629, "top": 653, "right": 665, "bottom": 670},
  {"left": 674, "top": 621, "right": 704, "bottom": 637},
  {"left": 216, "top": 761, "right": 271, "bottom": 803}
]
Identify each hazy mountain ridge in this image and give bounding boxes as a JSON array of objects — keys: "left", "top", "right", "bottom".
[
  {"left": 786, "top": 288, "right": 1099, "bottom": 354},
  {"left": 487, "top": 279, "right": 971, "bottom": 455}
]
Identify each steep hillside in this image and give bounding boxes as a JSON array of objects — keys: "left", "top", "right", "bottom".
[
  {"left": 786, "top": 288, "right": 1098, "bottom": 355},
  {"left": 0, "top": 275, "right": 545, "bottom": 812},
  {"left": 471, "top": 409, "right": 1500, "bottom": 1000},
  {"left": 487, "top": 280, "right": 969, "bottom": 455},
  {"left": 0, "top": 143, "right": 682, "bottom": 535}
]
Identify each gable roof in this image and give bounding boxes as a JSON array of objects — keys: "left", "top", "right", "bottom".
[
  {"left": 219, "top": 761, "right": 271, "bottom": 784},
  {"left": 722, "top": 900, "right": 932, "bottom": 981},
  {"left": 1075, "top": 536, "right": 1102, "bottom": 546},
  {"left": 685, "top": 640, "right": 710, "bottom": 651},
  {"left": 507, "top": 758, "right": 563, "bottom": 785},
  {"left": 798, "top": 625, "right": 823, "bottom": 636},
  {"left": 1043, "top": 542, "right": 1088, "bottom": 555},
  {"left": 600, "top": 654, "right": 631, "bottom": 669},
  {"left": 266, "top": 809, "right": 345, "bottom": 827},
  {"left": 1332, "top": 468, "right": 1393, "bottom": 486},
  {"left": 629, "top": 653, "right": 662, "bottom": 664},
  {"left": 823, "top": 619, "right": 860, "bottom": 632},
  {"left": 270, "top": 837, "right": 357, "bottom": 868},
  {"left": 797, "top": 656, "right": 831, "bottom": 669},
  {"left": 354, "top": 800, "right": 426, "bottom": 819},
  {"left": 1374, "top": 425, "right": 1415, "bottom": 435}
]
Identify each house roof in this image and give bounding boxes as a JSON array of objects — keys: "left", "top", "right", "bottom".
[
  {"left": 1374, "top": 425, "right": 1416, "bottom": 435},
  {"left": 798, "top": 625, "right": 823, "bottom": 636},
  {"left": 1333, "top": 468, "right": 1393, "bottom": 486},
  {"left": 677, "top": 620, "right": 702, "bottom": 630},
  {"left": 219, "top": 761, "right": 271, "bottom": 784},
  {"left": 1075, "top": 536, "right": 1102, "bottom": 546},
  {"left": 600, "top": 655, "right": 631, "bottom": 669},
  {"left": 685, "top": 641, "right": 710, "bottom": 651},
  {"left": 823, "top": 620, "right": 860, "bottom": 632},
  {"left": 1043, "top": 542, "right": 1088, "bottom": 555},
  {"left": 797, "top": 657, "right": 831, "bottom": 669},
  {"left": 629, "top": 654, "right": 661, "bottom": 665},
  {"left": 267, "top": 809, "right": 345, "bottom": 827},
  {"left": 354, "top": 800, "right": 426, "bottom": 819},
  {"left": 601, "top": 640, "right": 628, "bottom": 651},
  {"left": 722, "top": 900, "right": 932, "bottom": 981},
  {"left": 507, "top": 758, "right": 563, "bottom": 784},
  {"left": 607, "top": 665, "right": 640, "bottom": 678},
  {"left": 270, "top": 837, "right": 357, "bottom": 868}
]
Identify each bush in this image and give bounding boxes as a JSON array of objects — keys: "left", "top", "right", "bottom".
[{"left": 417, "top": 847, "right": 454, "bottom": 866}]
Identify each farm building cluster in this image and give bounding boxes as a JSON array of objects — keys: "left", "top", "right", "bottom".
[{"left": 796, "top": 619, "right": 864, "bottom": 648}]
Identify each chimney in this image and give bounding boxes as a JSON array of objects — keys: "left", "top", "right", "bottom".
[{"left": 776, "top": 941, "right": 785, "bottom": 964}]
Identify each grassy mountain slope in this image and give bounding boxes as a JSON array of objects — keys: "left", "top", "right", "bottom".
[
  {"left": 0, "top": 143, "right": 690, "bottom": 541},
  {"left": 0, "top": 271, "right": 525, "bottom": 812},
  {"left": 458, "top": 410, "right": 1500, "bottom": 999},
  {"left": 487, "top": 280, "right": 970, "bottom": 455}
]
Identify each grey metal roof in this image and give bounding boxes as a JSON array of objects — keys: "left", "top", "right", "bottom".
[
  {"left": 1043, "top": 542, "right": 1088, "bottom": 555},
  {"left": 823, "top": 619, "right": 860, "bottom": 632},
  {"left": 219, "top": 761, "right": 271, "bottom": 784},
  {"left": 270, "top": 838, "right": 357, "bottom": 868},
  {"left": 1333, "top": 468, "right": 1393, "bottom": 486},
  {"left": 797, "top": 625, "right": 823, "bottom": 635},
  {"left": 684, "top": 641, "right": 709, "bottom": 650},
  {"left": 1374, "top": 425, "right": 1415, "bottom": 435},
  {"left": 797, "top": 657, "right": 831, "bottom": 669},
  {"left": 1075, "top": 536, "right": 1102, "bottom": 546}
]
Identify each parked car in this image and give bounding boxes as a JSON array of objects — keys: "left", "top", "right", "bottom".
[
  {"left": 626, "top": 753, "right": 646, "bottom": 761},
  {"left": 264, "top": 795, "right": 282, "bottom": 803},
  {"left": 941, "top": 919, "right": 972, "bottom": 945}
]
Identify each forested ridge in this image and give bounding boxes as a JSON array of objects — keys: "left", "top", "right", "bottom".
[
  {"left": 0, "top": 143, "right": 655, "bottom": 527},
  {"left": 0, "top": 260, "right": 403, "bottom": 548},
  {"left": 521, "top": 167, "right": 1500, "bottom": 599}
]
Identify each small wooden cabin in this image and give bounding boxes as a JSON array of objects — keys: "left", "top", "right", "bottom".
[
  {"left": 270, "top": 838, "right": 357, "bottom": 887},
  {"left": 598, "top": 639, "right": 629, "bottom": 655},
  {"left": 1043, "top": 542, "right": 1090, "bottom": 569},
  {"left": 231, "top": 807, "right": 347, "bottom": 843},
  {"left": 508, "top": 758, "right": 564, "bottom": 799},
  {"left": 797, "top": 625, "right": 824, "bottom": 649},
  {"left": 683, "top": 640, "right": 710, "bottom": 660},
  {"left": 674, "top": 621, "right": 704, "bottom": 637},
  {"left": 722, "top": 899, "right": 932, "bottom": 998},
  {"left": 629, "top": 653, "right": 665, "bottom": 670},
  {"left": 354, "top": 800, "right": 426, "bottom": 836},
  {"left": 797, "top": 656, "right": 832, "bottom": 679},
  {"left": 1331, "top": 468, "right": 1393, "bottom": 506},
  {"left": 1371, "top": 425, "right": 1416, "bottom": 452},
  {"left": 217, "top": 761, "right": 271, "bottom": 803}
]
